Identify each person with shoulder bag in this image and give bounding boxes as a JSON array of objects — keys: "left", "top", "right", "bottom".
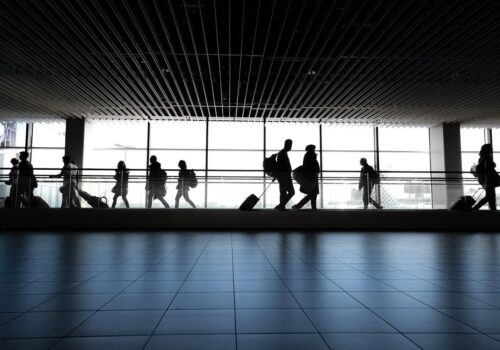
[{"left": 472, "top": 144, "right": 498, "bottom": 211}]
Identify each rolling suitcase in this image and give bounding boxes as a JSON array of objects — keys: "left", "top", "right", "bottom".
[
  {"left": 450, "top": 188, "right": 483, "bottom": 212},
  {"left": 239, "top": 181, "right": 274, "bottom": 211}
]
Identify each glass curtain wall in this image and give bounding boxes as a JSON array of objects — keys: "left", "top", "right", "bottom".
[
  {"left": 149, "top": 121, "right": 206, "bottom": 208},
  {"left": 460, "top": 127, "right": 486, "bottom": 199},
  {"left": 378, "top": 127, "right": 431, "bottom": 208},
  {"left": 0, "top": 122, "right": 27, "bottom": 200},
  {"left": 322, "top": 125, "right": 375, "bottom": 209},
  {"left": 83, "top": 120, "right": 148, "bottom": 207}
]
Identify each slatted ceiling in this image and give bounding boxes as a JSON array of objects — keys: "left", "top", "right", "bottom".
[{"left": 0, "top": 1, "right": 499, "bottom": 126}]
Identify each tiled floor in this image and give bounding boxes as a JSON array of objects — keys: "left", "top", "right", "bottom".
[{"left": 0, "top": 231, "right": 499, "bottom": 349}]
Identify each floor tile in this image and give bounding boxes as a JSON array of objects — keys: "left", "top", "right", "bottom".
[
  {"left": 170, "top": 292, "right": 234, "bottom": 309},
  {"left": 0, "top": 294, "right": 55, "bottom": 312},
  {"left": 236, "top": 309, "right": 316, "bottom": 333},
  {"left": 463, "top": 293, "right": 500, "bottom": 308},
  {"left": 235, "top": 292, "right": 300, "bottom": 308},
  {"left": 372, "top": 309, "right": 477, "bottom": 333},
  {"left": 0, "top": 338, "right": 60, "bottom": 349},
  {"left": 334, "top": 280, "right": 396, "bottom": 292},
  {"left": 124, "top": 280, "right": 183, "bottom": 293},
  {"left": 322, "top": 333, "right": 419, "bottom": 350},
  {"left": 70, "top": 310, "right": 163, "bottom": 336},
  {"left": 305, "top": 309, "right": 395, "bottom": 332},
  {"left": 406, "top": 292, "right": 493, "bottom": 309},
  {"left": 180, "top": 280, "right": 234, "bottom": 292},
  {"left": 238, "top": 334, "right": 328, "bottom": 350},
  {"left": 145, "top": 335, "right": 236, "bottom": 350},
  {"left": 350, "top": 292, "right": 428, "bottom": 308},
  {"left": 155, "top": 309, "right": 234, "bottom": 334},
  {"left": 102, "top": 293, "right": 175, "bottom": 310},
  {"left": 407, "top": 334, "right": 500, "bottom": 350},
  {"left": 52, "top": 336, "right": 148, "bottom": 350},
  {"left": 283, "top": 279, "right": 342, "bottom": 292},
  {"left": 292, "top": 292, "right": 364, "bottom": 308},
  {"left": 0, "top": 311, "right": 92, "bottom": 338},
  {"left": 439, "top": 309, "right": 500, "bottom": 333},
  {"left": 382, "top": 279, "right": 451, "bottom": 292},
  {"left": 69, "top": 281, "right": 133, "bottom": 294},
  {"left": 35, "top": 293, "right": 115, "bottom": 311},
  {"left": 235, "top": 280, "right": 288, "bottom": 292}
]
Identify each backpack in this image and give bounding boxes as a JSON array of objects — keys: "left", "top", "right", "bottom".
[
  {"left": 186, "top": 170, "right": 198, "bottom": 188},
  {"left": 263, "top": 154, "right": 278, "bottom": 178},
  {"left": 160, "top": 170, "right": 167, "bottom": 185},
  {"left": 371, "top": 169, "right": 381, "bottom": 184}
]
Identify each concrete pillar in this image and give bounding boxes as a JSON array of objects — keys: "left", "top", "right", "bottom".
[
  {"left": 65, "top": 118, "right": 85, "bottom": 167},
  {"left": 429, "top": 123, "right": 462, "bottom": 209}
]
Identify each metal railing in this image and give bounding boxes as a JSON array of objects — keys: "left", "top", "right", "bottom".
[{"left": 0, "top": 167, "right": 494, "bottom": 209}]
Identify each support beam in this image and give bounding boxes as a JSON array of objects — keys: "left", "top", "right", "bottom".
[
  {"left": 429, "top": 123, "right": 462, "bottom": 209},
  {"left": 65, "top": 118, "right": 85, "bottom": 167}
]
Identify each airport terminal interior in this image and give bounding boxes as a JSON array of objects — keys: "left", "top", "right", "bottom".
[{"left": 1, "top": 0, "right": 500, "bottom": 349}]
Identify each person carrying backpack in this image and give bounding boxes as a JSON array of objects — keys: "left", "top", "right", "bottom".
[
  {"left": 274, "top": 139, "right": 295, "bottom": 210},
  {"left": 175, "top": 160, "right": 196, "bottom": 208},
  {"left": 146, "top": 155, "right": 170, "bottom": 208},
  {"left": 292, "top": 144, "right": 320, "bottom": 210},
  {"left": 472, "top": 144, "right": 498, "bottom": 211},
  {"left": 111, "top": 161, "right": 130, "bottom": 208},
  {"left": 359, "top": 157, "right": 382, "bottom": 210}
]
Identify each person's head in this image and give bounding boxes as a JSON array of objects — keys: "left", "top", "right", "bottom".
[
  {"left": 150, "top": 155, "right": 157, "bottom": 163},
  {"left": 305, "top": 144, "right": 316, "bottom": 153},
  {"left": 178, "top": 160, "right": 187, "bottom": 169},
  {"left": 62, "top": 155, "right": 71, "bottom": 165},
  {"left": 360, "top": 157, "right": 368, "bottom": 166},
  {"left": 117, "top": 161, "right": 126, "bottom": 169},
  {"left": 10, "top": 158, "right": 19, "bottom": 166},
  {"left": 479, "top": 144, "right": 493, "bottom": 157},
  {"left": 19, "top": 151, "right": 29, "bottom": 161},
  {"left": 284, "top": 139, "right": 293, "bottom": 151}
]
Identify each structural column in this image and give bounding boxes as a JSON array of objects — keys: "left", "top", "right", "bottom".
[
  {"left": 65, "top": 118, "right": 85, "bottom": 167},
  {"left": 429, "top": 122, "right": 462, "bottom": 209}
]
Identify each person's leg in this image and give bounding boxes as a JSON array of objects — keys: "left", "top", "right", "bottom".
[
  {"left": 473, "top": 196, "right": 488, "bottom": 210},
  {"left": 362, "top": 186, "right": 369, "bottom": 209},
  {"left": 294, "top": 194, "right": 311, "bottom": 209},
  {"left": 159, "top": 197, "right": 170, "bottom": 208},
  {"left": 368, "top": 184, "right": 382, "bottom": 209},
  {"left": 112, "top": 193, "right": 119, "bottom": 208},
  {"left": 122, "top": 194, "right": 130, "bottom": 208},
  {"left": 146, "top": 191, "right": 153, "bottom": 208},
  {"left": 71, "top": 186, "right": 81, "bottom": 208},
  {"left": 175, "top": 190, "right": 182, "bottom": 208},
  {"left": 282, "top": 178, "right": 295, "bottom": 207},
  {"left": 311, "top": 194, "right": 317, "bottom": 210},
  {"left": 487, "top": 186, "right": 496, "bottom": 211},
  {"left": 183, "top": 191, "right": 196, "bottom": 208},
  {"left": 276, "top": 178, "right": 286, "bottom": 209}
]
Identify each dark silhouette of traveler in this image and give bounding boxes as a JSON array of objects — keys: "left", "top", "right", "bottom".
[
  {"left": 5, "top": 158, "right": 19, "bottom": 208},
  {"left": 17, "top": 151, "right": 36, "bottom": 207},
  {"left": 51, "top": 155, "right": 81, "bottom": 208},
  {"left": 359, "top": 158, "right": 382, "bottom": 210},
  {"left": 293, "top": 145, "right": 320, "bottom": 210},
  {"left": 472, "top": 144, "right": 498, "bottom": 211},
  {"left": 275, "top": 139, "right": 295, "bottom": 210},
  {"left": 111, "top": 161, "right": 130, "bottom": 208},
  {"left": 146, "top": 155, "right": 170, "bottom": 208},
  {"left": 175, "top": 160, "right": 196, "bottom": 209}
]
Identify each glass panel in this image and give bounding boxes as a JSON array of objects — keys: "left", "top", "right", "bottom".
[
  {"left": 84, "top": 120, "right": 148, "bottom": 171},
  {"left": 322, "top": 125, "right": 374, "bottom": 151},
  {"left": 460, "top": 128, "right": 485, "bottom": 152},
  {"left": 379, "top": 127, "right": 429, "bottom": 151},
  {"left": 150, "top": 121, "right": 206, "bottom": 149},
  {"left": 31, "top": 121, "right": 66, "bottom": 147},
  {"left": 379, "top": 152, "right": 430, "bottom": 173},
  {"left": 0, "top": 121, "right": 27, "bottom": 148}
]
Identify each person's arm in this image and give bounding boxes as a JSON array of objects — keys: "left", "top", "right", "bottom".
[{"left": 359, "top": 169, "right": 364, "bottom": 190}]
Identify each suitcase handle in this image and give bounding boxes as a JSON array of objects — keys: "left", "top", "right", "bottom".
[{"left": 258, "top": 178, "right": 276, "bottom": 200}]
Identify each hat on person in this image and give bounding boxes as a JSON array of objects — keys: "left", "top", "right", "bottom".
[{"left": 305, "top": 144, "right": 316, "bottom": 151}]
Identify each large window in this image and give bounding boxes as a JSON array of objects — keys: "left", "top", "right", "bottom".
[
  {"left": 149, "top": 121, "right": 206, "bottom": 208},
  {"left": 31, "top": 121, "right": 66, "bottom": 174},
  {"left": 208, "top": 122, "right": 263, "bottom": 208},
  {"left": 378, "top": 127, "right": 431, "bottom": 208},
  {"left": 461, "top": 128, "right": 486, "bottom": 172},
  {"left": 322, "top": 125, "right": 374, "bottom": 209}
]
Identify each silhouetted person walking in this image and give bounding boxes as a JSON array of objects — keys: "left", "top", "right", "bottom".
[
  {"left": 111, "top": 161, "right": 130, "bottom": 208},
  {"left": 275, "top": 139, "right": 295, "bottom": 210},
  {"left": 5, "top": 158, "right": 19, "bottom": 208},
  {"left": 175, "top": 160, "right": 196, "bottom": 209},
  {"left": 146, "top": 155, "right": 170, "bottom": 208},
  {"left": 51, "top": 155, "right": 81, "bottom": 208},
  {"left": 473, "top": 144, "right": 498, "bottom": 211},
  {"left": 359, "top": 158, "right": 382, "bottom": 210},
  {"left": 293, "top": 145, "right": 320, "bottom": 210},
  {"left": 17, "top": 151, "right": 36, "bottom": 208}
]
